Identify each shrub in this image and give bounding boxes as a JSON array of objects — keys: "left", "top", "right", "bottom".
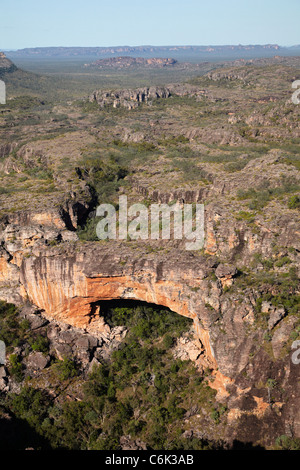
[
  {"left": 275, "top": 435, "right": 300, "bottom": 450},
  {"left": 274, "top": 256, "right": 291, "bottom": 268},
  {"left": 8, "top": 354, "right": 23, "bottom": 382},
  {"left": 53, "top": 357, "right": 79, "bottom": 380},
  {"left": 9, "top": 386, "right": 51, "bottom": 430},
  {"left": 288, "top": 195, "right": 300, "bottom": 209},
  {"left": 29, "top": 334, "right": 49, "bottom": 353},
  {"left": 163, "top": 334, "right": 174, "bottom": 349},
  {"left": 0, "top": 301, "right": 29, "bottom": 351}
]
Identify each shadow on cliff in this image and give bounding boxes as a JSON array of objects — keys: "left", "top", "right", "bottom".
[
  {"left": 229, "top": 440, "right": 266, "bottom": 450},
  {"left": 0, "top": 414, "right": 267, "bottom": 451},
  {"left": 0, "top": 414, "right": 52, "bottom": 450},
  {"left": 97, "top": 298, "right": 191, "bottom": 325}
]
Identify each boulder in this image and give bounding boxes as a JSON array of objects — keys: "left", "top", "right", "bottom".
[
  {"left": 215, "top": 263, "right": 238, "bottom": 287},
  {"left": 271, "top": 317, "right": 297, "bottom": 359},
  {"left": 52, "top": 342, "right": 72, "bottom": 360},
  {"left": 0, "top": 377, "right": 8, "bottom": 391},
  {"left": 268, "top": 307, "right": 286, "bottom": 330},
  {"left": 120, "top": 436, "right": 148, "bottom": 451},
  {"left": 0, "top": 366, "right": 7, "bottom": 378},
  {"left": 26, "top": 352, "right": 50, "bottom": 370}
]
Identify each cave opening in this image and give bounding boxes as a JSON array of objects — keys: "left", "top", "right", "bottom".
[{"left": 92, "top": 298, "right": 194, "bottom": 335}]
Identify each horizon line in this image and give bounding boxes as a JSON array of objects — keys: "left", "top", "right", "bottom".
[{"left": 2, "top": 43, "right": 300, "bottom": 52}]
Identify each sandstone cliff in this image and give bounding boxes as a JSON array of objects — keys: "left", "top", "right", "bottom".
[
  {"left": 85, "top": 56, "right": 177, "bottom": 69},
  {"left": 89, "top": 86, "right": 171, "bottom": 109},
  {"left": 0, "top": 194, "right": 299, "bottom": 444}
]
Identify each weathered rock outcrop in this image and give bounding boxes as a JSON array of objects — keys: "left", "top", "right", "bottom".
[
  {"left": 0, "top": 52, "right": 17, "bottom": 76},
  {"left": 85, "top": 56, "right": 177, "bottom": 69},
  {"left": 0, "top": 302, "right": 127, "bottom": 394},
  {"left": 90, "top": 86, "right": 171, "bottom": 109}
]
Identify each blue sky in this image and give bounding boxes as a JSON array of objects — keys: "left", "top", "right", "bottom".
[{"left": 1, "top": 0, "right": 299, "bottom": 49}]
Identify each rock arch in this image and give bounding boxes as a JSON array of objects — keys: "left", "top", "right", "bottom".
[{"left": 19, "top": 244, "right": 218, "bottom": 369}]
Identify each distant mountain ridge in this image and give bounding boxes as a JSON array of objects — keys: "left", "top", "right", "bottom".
[
  {"left": 5, "top": 44, "right": 293, "bottom": 58},
  {"left": 6, "top": 44, "right": 300, "bottom": 64}
]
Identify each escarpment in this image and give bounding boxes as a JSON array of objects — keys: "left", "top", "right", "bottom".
[
  {"left": 1, "top": 56, "right": 300, "bottom": 447},
  {"left": 89, "top": 86, "right": 172, "bottom": 109},
  {"left": 1, "top": 188, "right": 299, "bottom": 444}
]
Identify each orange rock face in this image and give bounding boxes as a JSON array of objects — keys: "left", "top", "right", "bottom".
[
  {"left": 4, "top": 240, "right": 299, "bottom": 440},
  {"left": 19, "top": 244, "right": 219, "bottom": 370}
]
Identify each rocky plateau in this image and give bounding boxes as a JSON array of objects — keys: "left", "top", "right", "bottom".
[{"left": 0, "top": 53, "right": 300, "bottom": 448}]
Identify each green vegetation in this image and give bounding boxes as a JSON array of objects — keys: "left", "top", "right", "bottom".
[
  {"left": 170, "top": 158, "right": 213, "bottom": 183},
  {"left": 0, "top": 301, "right": 50, "bottom": 382},
  {"left": 76, "top": 155, "right": 129, "bottom": 240},
  {"left": 230, "top": 263, "right": 300, "bottom": 329},
  {"left": 28, "top": 334, "right": 49, "bottom": 353},
  {"left": 0, "top": 301, "right": 30, "bottom": 352},
  {"left": 53, "top": 357, "right": 79, "bottom": 381},
  {"left": 288, "top": 194, "right": 300, "bottom": 209},
  {"left": 8, "top": 354, "right": 23, "bottom": 382},
  {"left": 237, "top": 176, "right": 300, "bottom": 210},
  {"left": 2, "top": 58, "right": 214, "bottom": 102},
  {"left": 235, "top": 210, "right": 256, "bottom": 223},
  {"left": 275, "top": 435, "right": 300, "bottom": 450},
  {"left": 102, "top": 302, "right": 191, "bottom": 337},
  {"left": 77, "top": 153, "right": 128, "bottom": 203},
  {"left": 1, "top": 302, "right": 222, "bottom": 450}
]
